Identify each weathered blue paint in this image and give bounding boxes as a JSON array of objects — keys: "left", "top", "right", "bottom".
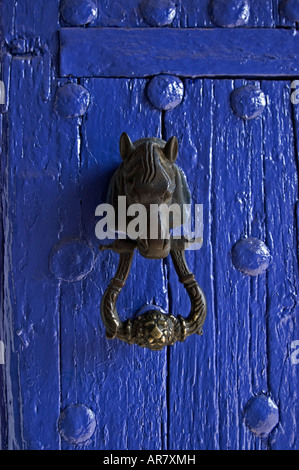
[
  {"left": 147, "top": 75, "right": 184, "bottom": 111},
  {"left": 243, "top": 394, "right": 279, "bottom": 438},
  {"left": 54, "top": 82, "right": 90, "bottom": 118},
  {"left": 60, "top": 27, "right": 299, "bottom": 78},
  {"left": 280, "top": 0, "right": 299, "bottom": 22},
  {"left": 49, "top": 238, "right": 95, "bottom": 282},
  {"left": 140, "top": 0, "right": 176, "bottom": 26},
  {"left": 208, "top": 0, "right": 250, "bottom": 27},
  {"left": 231, "top": 238, "right": 271, "bottom": 276},
  {"left": 164, "top": 78, "right": 298, "bottom": 450},
  {"left": 58, "top": 404, "right": 97, "bottom": 444},
  {"left": 230, "top": 85, "right": 266, "bottom": 120},
  {"left": 60, "top": 0, "right": 98, "bottom": 26},
  {"left": 0, "top": 0, "right": 298, "bottom": 452}
]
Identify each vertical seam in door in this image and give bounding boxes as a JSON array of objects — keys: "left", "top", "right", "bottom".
[
  {"left": 288, "top": 85, "right": 299, "bottom": 449},
  {"left": 271, "top": 0, "right": 278, "bottom": 28},
  {"left": 78, "top": 79, "right": 84, "bottom": 240},
  {"left": 166, "top": 344, "right": 170, "bottom": 451},
  {"left": 260, "top": 79, "right": 271, "bottom": 451},
  {"left": 162, "top": 255, "right": 171, "bottom": 451},
  {"left": 209, "top": 79, "right": 220, "bottom": 449},
  {"left": 161, "top": 109, "right": 170, "bottom": 451}
]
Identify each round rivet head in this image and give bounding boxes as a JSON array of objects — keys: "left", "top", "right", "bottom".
[
  {"left": 147, "top": 75, "right": 184, "bottom": 111},
  {"left": 244, "top": 395, "right": 279, "bottom": 437},
  {"left": 280, "top": 0, "right": 299, "bottom": 22},
  {"left": 50, "top": 238, "right": 95, "bottom": 282},
  {"left": 230, "top": 85, "right": 266, "bottom": 120},
  {"left": 140, "top": 0, "right": 176, "bottom": 26},
  {"left": 54, "top": 83, "right": 90, "bottom": 119},
  {"left": 231, "top": 237, "right": 271, "bottom": 276},
  {"left": 58, "top": 404, "right": 96, "bottom": 445},
  {"left": 209, "top": 0, "right": 250, "bottom": 27},
  {"left": 60, "top": 0, "right": 97, "bottom": 26}
]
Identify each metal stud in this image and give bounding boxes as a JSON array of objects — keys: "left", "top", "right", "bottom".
[
  {"left": 49, "top": 238, "right": 95, "bottom": 282},
  {"left": 140, "top": 0, "right": 176, "bottom": 27},
  {"left": 231, "top": 237, "right": 271, "bottom": 276},
  {"left": 244, "top": 394, "right": 279, "bottom": 437},
  {"left": 60, "top": 0, "right": 97, "bottom": 26},
  {"left": 147, "top": 74, "right": 184, "bottom": 111},
  {"left": 58, "top": 404, "right": 96, "bottom": 445},
  {"left": 54, "top": 82, "right": 90, "bottom": 119},
  {"left": 209, "top": 0, "right": 250, "bottom": 27},
  {"left": 230, "top": 85, "right": 266, "bottom": 120}
]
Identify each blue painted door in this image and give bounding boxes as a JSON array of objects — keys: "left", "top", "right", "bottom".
[{"left": 0, "top": 0, "right": 298, "bottom": 450}]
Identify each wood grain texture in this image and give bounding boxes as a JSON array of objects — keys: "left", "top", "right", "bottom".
[
  {"left": 264, "top": 81, "right": 299, "bottom": 449},
  {"left": 164, "top": 79, "right": 298, "bottom": 450},
  {"left": 0, "top": 0, "right": 61, "bottom": 450},
  {"left": 62, "top": 77, "right": 169, "bottom": 450},
  {"left": 1, "top": 71, "right": 169, "bottom": 448},
  {"left": 60, "top": 27, "right": 299, "bottom": 79},
  {"left": 1, "top": 56, "right": 62, "bottom": 450},
  {"left": 1, "top": 0, "right": 298, "bottom": 451}
]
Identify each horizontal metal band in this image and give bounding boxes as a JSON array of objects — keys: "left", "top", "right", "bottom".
[{"left": 60, "top": 27, "right": 299, "bottom": 78}]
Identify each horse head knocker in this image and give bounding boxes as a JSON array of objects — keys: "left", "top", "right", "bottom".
[{"left": 99, "top": 132, "right": 207, "bottom": 350}]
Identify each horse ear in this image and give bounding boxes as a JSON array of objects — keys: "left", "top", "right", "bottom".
[
  {"left": 164, "top": 136, "right": 178, "bottom": 164},
  {"left": 119, "top": 132, "right": 135, "bottom": 160}
]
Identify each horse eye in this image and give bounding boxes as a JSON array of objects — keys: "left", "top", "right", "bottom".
[{"left": 125, "top": 165, "right": 136, "bottom": 178}]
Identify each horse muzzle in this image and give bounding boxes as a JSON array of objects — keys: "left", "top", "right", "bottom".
[{"left": 138, "top": 237, "right": 170, "bottom": 259}]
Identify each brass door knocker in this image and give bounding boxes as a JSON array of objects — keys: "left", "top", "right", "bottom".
[{"left": 99, "top": 133, "right": 207, "bottom": 350}]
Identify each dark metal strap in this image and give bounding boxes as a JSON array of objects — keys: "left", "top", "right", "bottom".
[
  {"left": 100, "top": 251, "right": 134, "bottom": 339},
  {"left": 170, "top": 249, "right": 207, "bottom": 339}
]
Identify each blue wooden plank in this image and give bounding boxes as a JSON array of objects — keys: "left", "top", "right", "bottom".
[
  {"left": 262, "top": 81, "right": 298, "bottom": 450},
  {"left": 0, "top": 0, "right": 62, "bottom": 450},
  {"left": 60, "top": 27, "right": 299, "bottom": 79},
  {"left": 164, "top": 78, "right": 288, "bottom": 450},
  {"left": 209, "top": 78, "right": 269, "bottom": 450},
  {"left": 0, "top": 111, "right": 6, "bottom": 450},
  {"left": 0, "top": 0, "right": 60, "bottom": 77},
  {"left": 1, "top": 56, "right": 62, "bottom": 449},
  {"left": 232, "top": 78, "right": 269, "bottom": 403},
  {"left": 56, "top": 77, "right": 169, "bottom": 450}
]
